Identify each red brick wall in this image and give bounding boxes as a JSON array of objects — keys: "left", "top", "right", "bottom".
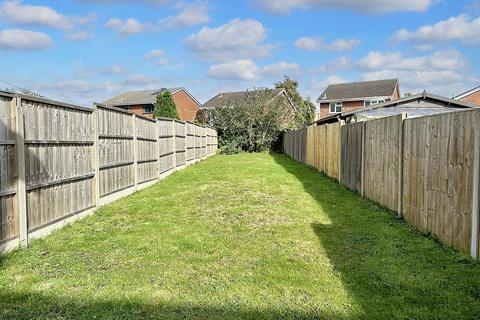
[
  {"left": 173, "top": 90, "right": 200, "bottom": 122},
  {"left": 119, "top": 105, "right": 154, "bottom": 119},
  {"left": 319, "top": 101, "right": 365, "bottom": 119},
  {"left": 460, "top": 91, "right": 480, "bottom": 106}
]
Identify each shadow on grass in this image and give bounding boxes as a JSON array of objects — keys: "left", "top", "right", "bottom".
[
  {"left": 271, "top": 152, "right": 480, "bottom": 319},
  {"left": 0, "top": 290, "right": 340, "bottom": 320}
]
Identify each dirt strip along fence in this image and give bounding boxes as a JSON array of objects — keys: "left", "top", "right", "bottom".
[
  {"left": 283, "top": 109, "right": 480, "bottom": 259},
  {"left": 0, "top": 92, "right": 218, "bottom": 255}
]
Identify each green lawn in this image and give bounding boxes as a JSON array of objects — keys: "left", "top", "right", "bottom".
[{"left": 1, "top": 153, "right": 479, "bottom": 319}]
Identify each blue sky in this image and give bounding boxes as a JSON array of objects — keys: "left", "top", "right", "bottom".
[{"left": 0, "top": 0, "right": 479, "bottom": 106}]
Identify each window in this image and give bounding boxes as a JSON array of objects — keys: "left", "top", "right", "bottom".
[
  {"left": 364, "top": 99, "right": 385, "bottom": 107},
  {"left": 329, "top": 102, "right": 342, "bottom": 113},
  {"left": 143, "top": 105, "right": 154, "bottom": 114}
]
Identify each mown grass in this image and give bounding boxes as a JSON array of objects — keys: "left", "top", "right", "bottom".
[{"left": 0, "top": 153, "right": 479, "bottom": 319}]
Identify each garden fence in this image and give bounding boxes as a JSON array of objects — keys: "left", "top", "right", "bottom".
[
  {"left": 0, "top": 92, "right": 217, "bottom": 255},
  {"left": 283, "top": 109, "right": 480, "bottom": 259}
]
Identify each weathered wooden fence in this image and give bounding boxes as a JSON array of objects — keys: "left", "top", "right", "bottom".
[
  {"left": 283, "top": 109, "right": 480, "bottom": 259},
  {"left": 0, "top": 92, "right": 217, "bottom": 255}
]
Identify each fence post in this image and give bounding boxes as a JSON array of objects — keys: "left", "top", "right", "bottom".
[
  {"left": 172, "top": 120, "right": 177, "bottom": 170},
  {"left": 92, "top": 105, "right": 100, "bottom": 205},
  {"left": 397, "top": 113, "right": 408, "bottom": 218},
  {"left": 471, "top": 114, "right": 480, "bottom": 259},
  {"left": 339, "top": 120, "right": 345, "bottom": 184},
  {"left": 360, "top": 121, "right": 366, "bottom": 198},
  {"left": 13, "top": 97, "right": 28, "bottom": 248},
  {"left": 132, "top": 114, "right": 138, "bottom": 190},
  {"left": 155, "top": 120, "right": 160, "bottom": 179}
]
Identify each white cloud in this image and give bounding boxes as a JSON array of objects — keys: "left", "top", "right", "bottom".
[
  {"left": 312, "top": 57, "right": 351, "bottom": 73},
  {"left": 392, "top": 15, "right": 480, "bottom": 46},
  {"left": 256, "top": 0, "right": 434, "bottom": 15},
  {"left": 208, "top": 60, "right": 301, "bottom": 80},
  {"left": 0, "top": 0, "right": 96, "bottom": 32},
  {"left": 0, "top": 29, "right": 52, "bottom": 50},
  {"left": 101, "top": 65, "right": 126, "bottom": 75},
  {"left": 295, "top": 36, "right": 360, "bottom": 51},
  {"left": 159, "top": 2, "right": 210, "bottom": 29},
  {"left": 143, "top": 49, "right": 165, "bottom": 61},
  {"left": 295, "top": 37, "right": 323, "bottom": 51},
  {"left": 356, "top": 49, "right": 475, "bottom": 96},
  {"left": 185, "top": 18, "right": 272, "bottom": 61},
  {"left": 66, "top": 31, "right": 94, "bottom": 41},
  {"left": 106, "top": 18, "right": 148, "bottom": 36},
  {"left": 262, "top": 61, "right": 300, "bottom": 76},
  {"left": 325, "top": 38, "right": 360, "bottom": 51},
  {"left": 80, "top": 0, "right": 168, "bottom": 5},
  {"left": 208, "top": 60, "right": 260, "bottom": 81},
  {"left": 143, "top": 49, "right": 173, "bottom": 67}
]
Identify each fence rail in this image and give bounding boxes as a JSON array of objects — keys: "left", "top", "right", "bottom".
[
  {"left": 283, "top": 109, "right": 480, "bottom": 259},
  {"left": 0, "top": 93, "right": 218, "bottom": 255}
]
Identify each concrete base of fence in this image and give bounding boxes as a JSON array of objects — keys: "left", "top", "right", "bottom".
[
  {"left": 137, "top": 179, "right": 159, "bottom": 192},
  {"left": 28, "top": 207, "right": 96, "bottom": 242},
  {"left": 159, "top": 169, "right": 176, "bottom": 180},
  {"left": 98, "top": 185, "right": 137, "bottom": 207},
  {"left": 0, "top": 238, "right": 20, "bottom": 256}
]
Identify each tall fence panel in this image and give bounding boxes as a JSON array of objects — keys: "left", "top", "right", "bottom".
[
  {"left": 363, "top": 115, "right": 402, "bottom": 212},
  {"left": 313, "top": 126, "right": 325, "bottom": 172},
  {"left": 325, "top": 123, "right": 340, "bottom": 180},
  {"left": 0, "top": 94, "right": 18, "bottom": 248},
  {"left": 175, "top": 121, "right": 186, "bottom": 167},
  {"left": 136, "top": 116, "right": 158, "bottom": 185},
  {"left": 0, "top": 93, "right": 218, "bottom": 255},
  {"left": 403, "top": 110, "right": 478, "bottom": 253},
  {"left": 194, "top": 125, "right": 202, "bottom": 160},
  {"left": 186, "top": 122, "right": 195, "bottom": 164},
  {"left": 97, "top": 105, "right": 135, "bottom": 198},
  {"left": 22, "top": 97, "right": 94, "bottom": 234},
  {"left": 158, "top": 119, "right": 175, "bottom": 175},
  {"left": 305, "top": 126, "right": 315, "bottom": 167},
  {"left": 340, "top": 122, "right": 363, "bottom": 193}
]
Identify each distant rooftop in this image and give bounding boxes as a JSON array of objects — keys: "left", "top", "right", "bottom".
[
  {"left": 318, "top": 79, "right": 399, "bottom": 102},
  {"left": 103, "top": 88, "right": 183, "bottom": 106},
  {"left": 202, "top": 88, "right": 285, "bottom": 109}
]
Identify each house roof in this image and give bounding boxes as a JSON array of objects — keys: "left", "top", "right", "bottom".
[
  {"left": 317, "top": 79, "right": 399, "bottom": 102},
  {"left": 201, "top": 88, "right": 287, "bottom": 109},
  {"left": 455, "top": 85, "right": 480, "bottom": 100},
  {"left": 103, "top": 87, "right": 200, "bottom": 107},
  {"left": 313, "top": 91, "right": 478, "bottom": 125}
]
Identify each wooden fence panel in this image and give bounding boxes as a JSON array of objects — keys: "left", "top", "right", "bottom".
[
  {"left": 158, "top": 119, "right": 175, "bottom": 174},
  {"left": 201, "top": 126, "right": 207, "bottom": 158},
  {"left": 340, "top": 122, "right": 363, "bottom": 193},
  {"left": 194, "top": 125, "right": 202, "bottom": 160},
  {"left": 325, "top": 123, "right": 340, "bottom": 180},
  {"left": 186, "top": 122, "right": 195, "bottom": 163},
  {"left": 305, "top": 126, "right": 315, "bottom": 167},
  {"left": 313, "top": 126, "right": 325, "bottom": 172},
  {"left": 403, "top": 110, "right": 479, "bottom": 253},
  {"left": 0, "top": 95, "right": 18, "bottom": 244},
  {"left": 136, "top": 116, "right": 157, "bottom": 184},
  {"left": 97, "top": 105, "right": 134, "bottom": 197},
  {"left": 22, "top": 97, "right": 94, "bottom": 232},
  {"left": 175, "top": 121, "right": 186, "bottom": 167},
  {"left": 363, "top": 115, "right": 402, "bottom": 211}
]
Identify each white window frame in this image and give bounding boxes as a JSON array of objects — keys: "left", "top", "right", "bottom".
[
  {"left": 364, "top": 99, "right": 386, "bottom": 107},
  {"left": 329, "top": 102, "right": 342, "bottom": 114}
]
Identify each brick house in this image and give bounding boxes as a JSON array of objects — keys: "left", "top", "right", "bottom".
[
  {"left": 316, "top": 79, "right": 400, "bottom": 119},
  {"left": 103, "top": 88, "right": 201, "bottom": 121},
  {"left": 455, "top": 86, "right": 480, "bottom": 106}
]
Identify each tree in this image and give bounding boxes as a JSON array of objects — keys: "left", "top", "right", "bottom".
[
  {"left": 195, "top": 109, "right": 207, "bottom": 125},
  {"left": 211, "top": 89, "right": 294, "bottom": 154},
  {"left": 153, "top": 90, "right": 179, "bottom": 120},
  {"left": 275, "top": 76, "right": 316, "bottom": 127}
]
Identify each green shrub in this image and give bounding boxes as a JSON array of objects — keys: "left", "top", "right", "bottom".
[{"left": 154, "top": 90, "right": 180, "bottom": 120}]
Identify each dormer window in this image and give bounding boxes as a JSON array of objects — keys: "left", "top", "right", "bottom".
[{"left": 329, "top": 102, "right": 342, "bottom": 113}]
